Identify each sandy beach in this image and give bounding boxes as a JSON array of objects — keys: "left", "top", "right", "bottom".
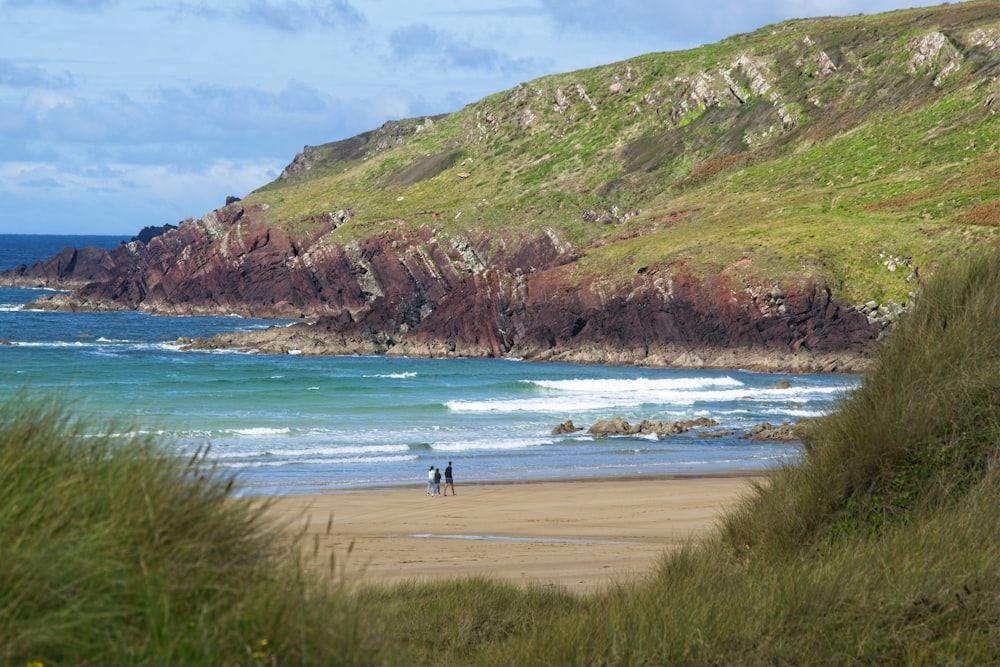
[{"left": 261, "top": 474, "right": 763, "bottom": 595}]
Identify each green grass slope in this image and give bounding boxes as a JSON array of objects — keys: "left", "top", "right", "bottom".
[
  {"left": 0, "top": 397, "right": 363, "bottom": 666},
  {"left": 2, "top": 244, "right": 996, "bottom": 665},
  {"left": 244, "top": 0, "right": 999, "bottom": 308}
]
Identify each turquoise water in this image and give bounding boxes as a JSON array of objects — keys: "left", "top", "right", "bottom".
[{"left": 0, "top": 234, "right": 860, "bottom": 495}]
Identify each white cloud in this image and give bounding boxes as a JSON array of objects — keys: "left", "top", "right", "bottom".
[
  {"left": 237, "top": 0, "right": 364, "bottom": 31},
  {"left": 23, "top": 89, "right": 76, "bottom": 118},
  {"left": 108, "top": 160, "right": 282, "bottom": 203},
  {"left": 1, "top": 0, "right": 113, "bottom": 10},
  {"left": 153, "top": 0, "right": 365, "bottom": 32},
  {"left": 0, "top": 157, "right": 284, "bottom": 233},
  {"left": 535, "top": 0, "right": 943, "bottom": 45},
  {"left": 0, "top": 58, "right": 73, "bottom": 88},
  {"left": 388, "top": 23, "right": 541, "bottom": 75}
]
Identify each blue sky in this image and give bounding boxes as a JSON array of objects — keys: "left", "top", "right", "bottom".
[{"left": 1, "top": 0, "right": 943, "bottom": 235}]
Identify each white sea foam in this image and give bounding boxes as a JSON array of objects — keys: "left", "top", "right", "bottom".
[
  {"left": 211, "top": 443, "right": 411, "bottom": 459},
  {"left": 10, "top": 340, "right": 88, "bottom": 348},
  {"left": 447, "top": 396, "right": 626, "bottom": 413},
  {"left": 230, "top": 454, "right": 418, "bottom": 468},
  {"left": 198, "top": 347, "right": 258, "bottom": 355},
  {"left": 87, "top": 429, "right": 168, "bottom": 439},
  {"left": 432, "top": 436, "right": 550, "bottom": 452},
  {"left": 83, "top": 349, "right": 123, "bottom": 358},
  {"left": 328, "top": 454, "right": 420, "bottom": 465},
  {"left": 231, "top": 426, "right": 292, "bottom": 437},
  {"left": 288, "top": 444, "right": 410, "bottom": 457},
  {"left": 370, "top": 371, "right": 417, "bottom": 379},
  {"left": 448, "top": 379, "right": 848, "bottom": 414},
  {"left": 526, "top": 376, "right": 743, "bottom": 392},
  {"left": 774, "top": 408, "right": 829, "bottom": 418}
]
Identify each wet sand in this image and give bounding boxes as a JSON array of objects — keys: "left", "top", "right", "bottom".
[{"left": 260, "top": 474, "right": 763, "bottom": 595}]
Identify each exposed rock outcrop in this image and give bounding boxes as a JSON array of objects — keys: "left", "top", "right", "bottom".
[
  {"left": 552, "top": 418, "right": 809, "bottom": 441},
  {"left": 587, "top": 417, "right": 719, "bottom": 438},
  {"left": 2, "top": 201, "right": 886, "bottom": 372},
  {"left": 0, "top": 243, "right": 128, "bottom": 289},
  {"left": 551, "top": 420, "right": 583, "bottom": 435},
  {"left": 132, "top": 224, "right": 177, "bottom": 245},
  {"left": 744, "top": 420, "right": 812, "bottom": 442}
]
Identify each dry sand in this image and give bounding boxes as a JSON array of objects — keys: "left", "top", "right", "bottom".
[{"left": 260, "top": 474, "right": 762, "bottom": 595}]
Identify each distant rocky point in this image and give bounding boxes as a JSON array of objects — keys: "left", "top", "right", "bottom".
[{"left": 132, "top": 224, "right": 178, "bottom": 245}]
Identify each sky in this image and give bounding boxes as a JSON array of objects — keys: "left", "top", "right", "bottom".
[{"left": 1, "top": 0, "right": 946, "bottom": 236}]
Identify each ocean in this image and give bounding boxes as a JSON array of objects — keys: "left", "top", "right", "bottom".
[{"left": 0, "top": 233, "right": 860, "bottom": 496}]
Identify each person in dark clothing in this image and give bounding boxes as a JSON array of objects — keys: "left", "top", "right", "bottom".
[
  {"left": 443, "top": 461, "right": 455, "bottom": 496},
  {"left": 433, "top": 467, "right": 442, "bottom": 496}
]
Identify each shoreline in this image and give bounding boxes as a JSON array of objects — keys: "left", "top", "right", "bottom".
[
  {"left": 259, "top": 472, "right": 767, "bottom": 595},
  {"left": 3, "top": 283, "right": 875, "bottom": 375},
  {"left": 185, "top": 323, "right": 874, "bottom": 374},
  {"left": 250, "top": 469, "right": 769, "bottom": 495}
]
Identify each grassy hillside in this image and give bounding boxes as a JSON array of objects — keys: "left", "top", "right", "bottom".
[
  {"left": 3, "top": 241, "right": 996, "bottom": 666},
  {"left": 244, "top": 0, "right": 999, "bottom": 307}
]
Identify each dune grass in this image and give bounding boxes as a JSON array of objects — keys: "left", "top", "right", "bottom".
[
  {"left": 0, "top": 396, "right": 366, "bottom": 666},
  {"left": 2, "top": 243, "right": 998, "bottom": 665}
]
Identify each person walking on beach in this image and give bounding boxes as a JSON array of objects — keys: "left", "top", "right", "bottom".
[
  {"left": 443, "top": 461, "right": 455, "bottom": 496},
  {"left": 426, "top": 465, "right": 435, "bottom": 496},
  {"left": 433, "top": 467, "right": 442, "bottom": 496}
]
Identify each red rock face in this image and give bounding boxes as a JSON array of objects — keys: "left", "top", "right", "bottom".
[
  {"left": 411, "top": 261, "right": 878, "bottom": 370},
  {"left": 2, "top": 202, "right": 883, "bottom": 371},
  {"left": 0, "top": 244, "right": 127, "bottom": 289}
]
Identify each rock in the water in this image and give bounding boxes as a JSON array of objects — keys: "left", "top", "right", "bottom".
[
  {"left": 551, "top": 420, "right": 583, "bottom": 435},
  {"left": 745, "top": 420, "right": 811, "bottom": 441},
  {"left": 587, "top": 416, "right": 719, "bottom": 438}
]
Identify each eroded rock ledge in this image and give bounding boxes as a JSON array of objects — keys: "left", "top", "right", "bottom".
[
  {"left": 179, "top": 326, "right": 872, "bottom": 374},
  {"left": 3, "top": 202, "right": 885, "bottom": 374}
]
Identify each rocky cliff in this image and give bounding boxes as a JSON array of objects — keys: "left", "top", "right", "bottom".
[{"left": 10, "top": 199, "right": 883, "bottom": 372}]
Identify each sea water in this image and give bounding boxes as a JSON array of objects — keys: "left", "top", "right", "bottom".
[{"left": 0, "top": 234, "right": 861, "bottom": 496}]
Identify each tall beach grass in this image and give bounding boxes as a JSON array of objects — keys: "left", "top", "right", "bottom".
[{"left": 0, "top": 396, "right": 364, "bottom": 666}]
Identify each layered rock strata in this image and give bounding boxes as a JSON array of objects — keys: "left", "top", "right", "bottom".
[{"left": 2, "top": 202, "right": 884, "bottom": 372}]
